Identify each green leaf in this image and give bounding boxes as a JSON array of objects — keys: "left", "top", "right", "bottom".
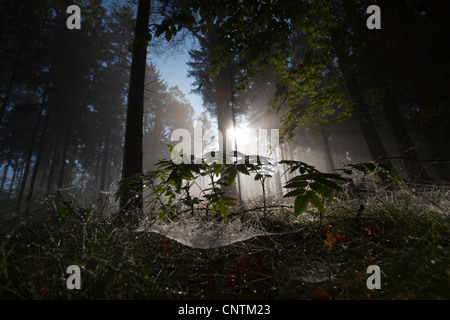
[
  {"left": 309, "top": 182, "right": 335, "bottom": 201},
  {"left": 221, "top": 195, "right": 237, "bottom": 206},
  {"left": 379, "top": 164, "right": 406, "bottom": 188},
  {"left": 284, "top": 188, "right": 306, "bottom": 198},
  {"left": 213, "top": 202, "right": 229, "bottom": 221},
  {"left": 284, "top": 180, "right": 309, "bottom": 190},
  {"left": 236, "top": 164, "right": 251, "bottom": 175},
  {"left": 313, "top": 177, "right": 344, "bottom": 193},
  {"left": 213, "top": 163, "right": 222, "bottom": 176},
  {"left": 226, "top": 166, "right": 238, "bottom": 185},
  {"left": 294, "top": 194, "right": 310, "bottom": 216},
  {"left": 307, "top": 190, "right": 325, "bottom": 212},
  {"left": 285, "top": 173, "right": 317, "bottom": 182},
  {"left": 254, "top": 173, "right": 263, "bottom": 181}
]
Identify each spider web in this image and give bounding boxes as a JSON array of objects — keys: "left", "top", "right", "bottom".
[{"left": 134, "top": 213, "right": 274, "bottom": 249}]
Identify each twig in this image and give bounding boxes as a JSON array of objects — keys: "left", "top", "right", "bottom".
[
  {"left": 56, "top": 190, "right": 79, "bottom": 218},
  {"left": 375, "top": 156, "right": 450, "bottom": 164}
]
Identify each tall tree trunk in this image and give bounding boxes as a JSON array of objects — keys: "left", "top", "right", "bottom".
[
  {"left": 46, "top": 124, "right": 62, "bottom": 193},
  {"left": 7, "top": 161, "right": 19, "bottom": 201},
  {"left": 13, "top": 161, "right": 25, "bottom": 201},
  {"left": 38, "top": 149, "right": 49, "bottom": 190},
  {"left": 120, "top": 0, "right": 151, "bottom": 218},
  {"left": 203, "top": 26, "right": 240, "bottom": 198},
  {"left": 328, "top": 27, "right": 391, "bottom": 165},
  {"left": 100, "top": 124, "right": 111, "bottom": 191},
  {"left": 215, "top": 68, "right": 233, "bottom": 151},
  {"left": 382, "top": 94, "right": 431, "bottom": 181},
  {"left": 383, "top": 8, "right": 450, "bottom": 180},
  {"left": 320, "top": 126, "right": 335, "bottom": 173},
  {"left": 214, "top": 65, "right": 239, "bottom": 198},
  {"left": 0, "top": 160, "right": 11, "bottom": 193},
  {"left": 280, "top": 144, "right": 288, "bottom": 182},
  {"left": 0, "top": 71, "right": 15, "bottom": 124},
  {"left": 57, "top": 121, "right": 71, "bottom": 190},
  {"left": 79, "top": 158, "right": 88, "bottom": 195},
  {"left": 342, "top": 0, "right": 432, "bottom": 181},
  {"left": 269, "top": 111, "right": 283, "bottom": 194},
  {"left": 26, "top": 102, "right": 51, "bottom": 212},
  {"left": 94, "top": 142, "right": 102, "bottom": 187},
  {"left": 16, "top": 104, "right": 44, "bottom": 210},
  {"left": 272, "top": 146, "right": 283, "bottom": 196}
]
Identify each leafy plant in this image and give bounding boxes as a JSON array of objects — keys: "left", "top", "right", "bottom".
[
  {"left": 281, "top": 160, "right": 345, "bottom": 216},
  {"left": 116, "top": 146, "right": 406, "bottom": 222},
  {"left": 340, "top": 162, "right": 407, "bottom": 188}
]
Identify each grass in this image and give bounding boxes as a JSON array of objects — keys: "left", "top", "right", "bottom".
[{"left": 0, "top": 183, "right": 449, "bottom": 299}]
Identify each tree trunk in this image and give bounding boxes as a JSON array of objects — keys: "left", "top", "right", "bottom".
[
  {"left": 38, "top": 149, "right": 49, "bottom": 190},
  {"left": 320, "top": 126, "right": 335, "bottom": 173},
  {"left": 382, "top": 94, "right": 431, "bottom": 181},
  {"left": 272, "top": 146, "right": 283, "bottom": 196},
  {"left": 16, "top": 104, "right": 44, "bottom": 210},
  {"left": 100, "top": 124, "right": 111, "bottom": 191},
  {"left": 7, "top": 161, "right": 19, "bottom": 201},
  {"left": 269, "top": 112, "right": 283, "bottom": 195},
  {"left": 279, "top": 143, "right": 288, "bottom": 182},
  {"left": 120, "top": 0, "right": 151, "bottom": 218},
  {"left": 0, "top": 160, "right": 11, "bottom": 193},
  {"left": 57, "top": 121, "right": 71, "bottom": 190},
  {"left": 382, "top": 9, "right": 450, "bottom": 180},
  {"left": 26, "top": 102, "right": 51, "bottom": 212},
  {"left": 94, "top": 142, "right": 102, "bottom": 187},
  {"left": 46, "top": 124, "right": 62, "bottom": 193},
  {"left": 13, "top": 161, "right": 25, "bottom": 201},
  {"left": 0, "top": 72, "right": 15, "bottom": 124},
  {"left": 214, "top": 65, "right": 239, "bottom": 198},
  {"left": 328, "top": 27, "right": 391, "bottom": 165},
  {"left": 342, "top": 0, "right": 433, "bottom": 181}
]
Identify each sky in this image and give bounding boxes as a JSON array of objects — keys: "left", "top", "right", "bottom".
[{"left": 149, "top": 50, "right": 205, "bottom": 119}]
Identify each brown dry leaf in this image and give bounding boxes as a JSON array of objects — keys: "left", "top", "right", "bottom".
[
  {"left": 309, "top": 287, "right": 333, "bottom": 300},
  {"left": 324, "top": 232, "right": 338, "bottom": 248},
  {"left": 324, "top": 232, "right": 348, "bottom": 249}
]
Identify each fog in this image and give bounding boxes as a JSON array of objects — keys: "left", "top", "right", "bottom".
[{"left": 1, "top": 0, "right": 449, "bottom": 214}]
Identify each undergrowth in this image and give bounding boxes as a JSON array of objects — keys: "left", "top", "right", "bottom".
[{"left": 0, "top": 181, "right": 448, "bottom": 299}]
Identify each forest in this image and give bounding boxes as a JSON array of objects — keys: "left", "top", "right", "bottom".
[{"left": 0, "top": 0, "right": 449, "bottom": 301}]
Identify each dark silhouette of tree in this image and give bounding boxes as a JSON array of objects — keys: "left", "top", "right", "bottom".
[
  {"left": 120, "top": 0, "right": 152, "bottom": 219},
  {"left": 0, "top": 0, "right": 134, "bottom": 209}
]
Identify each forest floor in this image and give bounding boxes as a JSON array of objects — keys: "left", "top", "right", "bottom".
[{"left": 0, "top": 183, "right": 449, "bottom": 300}]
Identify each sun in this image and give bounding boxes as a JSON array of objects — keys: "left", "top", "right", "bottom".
[{"left": 227, "top": 126, "right": 250, "bottom": 145}]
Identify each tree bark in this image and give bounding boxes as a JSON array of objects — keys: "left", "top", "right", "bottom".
[
  {"left": 57, "top": 121, "right": 71, "bottom": 190},
  {"left": 382, "top": 94, "right": 431, "bottom": 181},
  {"left": 26, "top": 102, "right": 51, "bottom": 212},
  {"left": 328, "top": 27, "right": 391, "bottom": 165},
  {"left": 320, "top": 126, "right": 335, "bottom": 173},
  {"left": 100, "top": 124, "right": 111, "bottom": 191},
  {"left": 94, "top": 142, "right": 102, "bottom": 188},
  {"left": 16, "top": 103, "right": 44, "bottom": 210},
  {"left": 38, "top": 149, "right": 49, "bottom": 190},
  {"left": 13, "top": 161, "right": 25, "bottom": 201},
  {"left": 120, "top": 0, "right": 151, "bottom": 218},
  {"left": 0, "top": 159, "right": 11, "bottom": 194},
  {"left": 214, "top": 65, "right": 239, "bottom": 198},
  {"left": 342, "top": 0, "right": 432, "bottom": 181},
  {"left": 0, "top": 72, "right": 15, "bottom": 124},
  {"left": 46, "top": 124, "right": 62, "bottom": 193},
  {"left": 7, "top": 161, "right": 19, "bottom": 201}
]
